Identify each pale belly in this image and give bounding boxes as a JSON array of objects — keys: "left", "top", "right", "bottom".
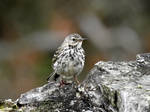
[{"left": 57, "top": 59, "right": 83, "bottom": 80}]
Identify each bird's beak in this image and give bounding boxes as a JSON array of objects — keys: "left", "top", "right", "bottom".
[
  {"left": 79, "top": 38, "right": 87, "bottom": 41},
  {"left": 82, "top": 38, "right": 87, "bottom": 40}
]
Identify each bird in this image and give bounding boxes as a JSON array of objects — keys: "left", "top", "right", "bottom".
[{"left": 47, "top": 33, "right": 86, "bottom": 84}]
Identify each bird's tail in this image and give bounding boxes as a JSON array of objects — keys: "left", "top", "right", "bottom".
[{"left": 47, "top": 71, "right": 60, "bottom": 82}]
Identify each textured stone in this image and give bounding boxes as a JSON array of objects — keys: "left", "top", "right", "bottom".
[{"left": 83, "top": 53, "right": 150, "bottom": 112}]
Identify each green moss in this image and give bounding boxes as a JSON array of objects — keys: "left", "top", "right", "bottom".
[{"left": 0, "top": 100, "right": 20, "bottom": 112}]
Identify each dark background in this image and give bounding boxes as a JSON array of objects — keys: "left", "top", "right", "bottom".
[{"left": 0, "top": 0, "right": 150, "bottom": 99}]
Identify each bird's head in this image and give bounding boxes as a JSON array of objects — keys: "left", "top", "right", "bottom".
[{"left": 63, "top": 33, "right": 86, "bottom": 47}]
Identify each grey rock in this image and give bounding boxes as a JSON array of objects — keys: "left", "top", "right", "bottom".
[
  {"left": 136, "top": 53, "right": 150, "bottom": 67},
  {"left": 17, "top": 82, "right": 105, "bottom": 112},
  {"left": 17, "top": 53, "right": 150, "bottom": 112},
  {"left": 83, "top": 53, "right": 150, "bottom": 112}
]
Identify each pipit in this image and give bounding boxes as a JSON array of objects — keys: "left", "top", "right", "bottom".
[{"left": 47, "top": 33, "right": 86, "bottom": 84}]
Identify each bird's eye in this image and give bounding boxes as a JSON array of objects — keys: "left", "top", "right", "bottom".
[{"left": 72, "top": 38, "right": 76, "bottom": 41}]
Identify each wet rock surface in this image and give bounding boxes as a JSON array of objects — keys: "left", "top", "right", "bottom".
[{"left": 1, "top": 53, "right": 150, "bottom": 112}]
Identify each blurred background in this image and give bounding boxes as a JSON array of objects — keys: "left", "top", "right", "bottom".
[{"left": 0, "top": 0, "right": 150, "bottom": 99}]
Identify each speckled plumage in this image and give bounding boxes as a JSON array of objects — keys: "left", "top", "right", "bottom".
[{"left": 47, "top": 33, "right": 85, "bottom": 83}]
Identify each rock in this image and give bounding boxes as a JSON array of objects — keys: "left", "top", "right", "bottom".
[
  {"left": 8, "top": 53, "right": 150, "bottom": 112},
  {"left": 17, "top": 82, "right": 105, "bottom": 112},
  {"left": 83, "top": 53, "right": 150, "bottom": 112},
  {"left": 0, "top": 99, "right": 18, "bottom": 112}
]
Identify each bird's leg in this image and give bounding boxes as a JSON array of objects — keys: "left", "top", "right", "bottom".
[
  {"left": 59, "top": 80, "right": 65, "bottom": 87},
  {"left": 59, "top": 79, "right": 70, "bottom": 87},
  {"left": 74, "top": 75, "right": 80, "bottom": 84}
]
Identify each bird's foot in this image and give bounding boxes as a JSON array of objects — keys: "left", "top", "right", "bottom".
[
  {"left": 59, "top": 80, "right": 71, "bottom": 87},
  {"left": 74, "top": 75, "right": 80, "bottom": 85}
]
